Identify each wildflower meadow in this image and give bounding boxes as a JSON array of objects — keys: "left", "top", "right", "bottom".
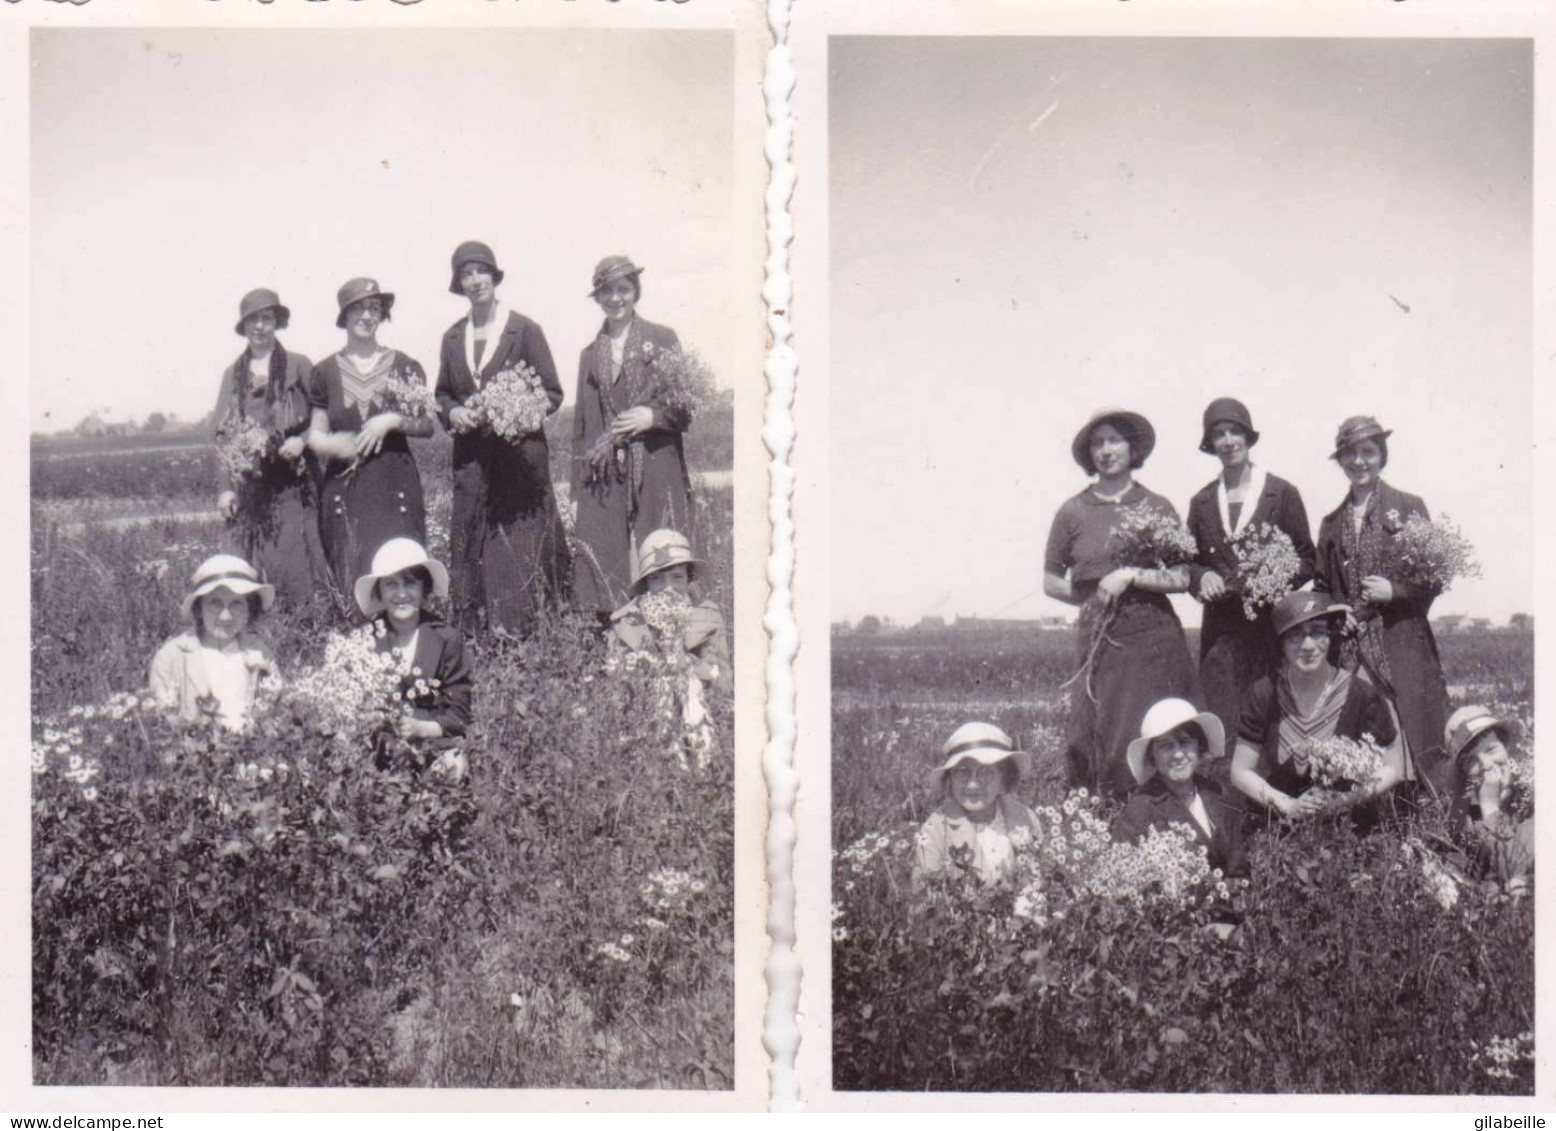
[
  {"left": 832, "top": 625, "right": 1534, "bottom": 1094},
  {"left": 31, "top": 426, "right": 735, "bottom": 1088}
]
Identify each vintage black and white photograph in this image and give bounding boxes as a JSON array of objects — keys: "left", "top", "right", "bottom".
[
  {"left": 22, "top": 17, "right": 766, "bottom": 1100},
  {"left": 815, "top": 33, "right": 1536, "bottom": 1096}
]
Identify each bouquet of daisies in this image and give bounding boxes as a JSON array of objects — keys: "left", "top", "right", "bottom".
[
  {"left": 216, "top": 412, "right": 274, "bottom": 481},
  {"left": 640, "top": 343, "right": 715, "bottom": 422},
  {"left": 466, "top": 360, "right": 551, "bottom": 440},
  {"left": 1229, "top": 522, "right": 1302, "bottom": 621},
  {"left": 1108, "top": 503, "right": 1198, "bottom": 570},
  {"left": 1389, "top": 512, "right": 1481, "bottom": 593},
  {"left": 1292, "top": 733, "right": 1385, "bottom": 792},
  {"left": 378, "top": 369, "right": 438, "bottom": 424}
]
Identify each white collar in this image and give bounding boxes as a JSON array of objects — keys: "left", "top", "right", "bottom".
[
  {"left": 1216, "top": 463, "right": 1266, "bottom": 538},
  {"left": 464, "top": 303, "right": 509, "bottom": 383}
]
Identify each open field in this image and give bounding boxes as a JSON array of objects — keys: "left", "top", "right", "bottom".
[{"left": 832, "top": 628, "right": 1535, "bottom": 1094}]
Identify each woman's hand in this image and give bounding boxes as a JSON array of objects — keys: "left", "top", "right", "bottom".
[
  {"left": 1477, "top": 764, "right": 1509, "bottom": 818},
  {"left": 277, "top": 436, "right": 307, "bottom": 461},
  {"left": 1096, "top": 567, "right": 1137, "bottom": 602},
  {"left": 1199, "top": 570, "right": 1228, "bottom": 601},
  {"left": 430, "top": 749, "right": 467, "bottom": 780},
  {"left": 217, "top": 490, "right": 238, "bottom": 520},
  {"left": 396, "top": 715, "right": 442, "bottom": 741},
  {"left": 1360, "top": 575, "right": 1395, "bottom": 604},
  {"left": 356, "top": 412, "right": 404, "bottom": 458},
  {"left": 609, "top": 406, "right": 654, "bottom": 438},
  {"left": 448, "top": 406, "right": 481, "bottom": 434}
]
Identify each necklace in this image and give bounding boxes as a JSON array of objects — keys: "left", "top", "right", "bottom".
[{"left": 1091, "top": 482, "right": 1131, "bottom": 504}]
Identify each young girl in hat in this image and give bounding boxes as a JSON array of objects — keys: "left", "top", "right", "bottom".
[
  {"left": 354, "top": 538, "right": 472, "bottom": 776},
  {"left": 149, "top": 554, "right": 281, "bottom": 731},
  {"left": 912, "top": 722, "right": 1038, "bottom": 887},
  {"left": 1444, "top": 706, "right": 1533, "bottom": 891},
  {"left": 608, "top": 528, "right": 731, "bottom": 695}
]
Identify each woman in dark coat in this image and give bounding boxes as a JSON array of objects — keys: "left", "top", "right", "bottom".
[
  {"left": 435, "top": 240, "right": 569, "bottom": 635},
  {"left": 1043, "top": 408, "right": 1201, "bottom": 800},
  {"left": 212, "top": 288, "right": 330, "bottom": 606},
  {"left": 1312, "top": 415, "right": 1449, "bottom": 788},
  {"left": 306, "top": 277, "right": 433, "bottom": 614},
  {"left": 1185, "top": 397, "right": 1315, "bottom": 754},
  {"left": 570, "top": 256, "right": 695, "bottom": 617}
]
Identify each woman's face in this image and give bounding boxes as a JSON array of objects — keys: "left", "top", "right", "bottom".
[
  {"left": 645, "top": 563, "right": 691, "bottom": 596},
  {"left": 594, "top": 277, "right": 637, "bottom": 326},
  {"left": 948, "top": 760, "right": 1005, "bottom": 818},
  {"left": 344, "top": 298, "right": 384, "bottom": 344},
  {"left": 1089, "top": 423, "right": 1132, "bottom": 478},
  {"left": 1149, "top": 726, "right": 1203, "bottom": 786},
  {"left": 458, "top": 262, "right": 496, "bottom": 306},
  {"left": 1465, "top": 729, "right": 1510, "bottom": 785},
  {"left": 1339, "top": 438, "right": 1384, "bottom": 490},
  {"left": 1281, "top": 619, "right": 1332, "bottom": 674},
  {"left": 242, "top": 310, "right": 277, "bottom": 355},
  {"left": 197, "top": 586, "right": 250, "bottom": 646},
  {"left": 379, "top": 569, "right": 426, "bottom": 628},
  {"left": 1209, "top": 422, "right": 1250, "bottom": 469}
]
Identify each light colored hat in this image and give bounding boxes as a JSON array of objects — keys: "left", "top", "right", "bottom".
[
  {"left": 1125, "top": 698, "right": 1225, "bottom": 785},
  {"left": 181, "top": 554, "right": 274, "bottom": 619},
  {"left": 632, "top": 529, "right": 705, "bottom": 588},
  {"left": 928, "top": 722, "right": 1032, "bottom": 793},
  {"left": 353, "top": 538, "right": 450, "bottom": 618},
  {"left": 1444, "top": 705, "right": 1510, "bottom": 763}
]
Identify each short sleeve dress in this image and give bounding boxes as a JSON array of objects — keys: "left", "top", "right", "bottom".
[
  {"left": 1044, "top": 484, "right": 1201, "bottom": 799},
  {"left": 1237, "top": 669, "right": 1398, "bottom": 801},
  {"left": 308, "top": 351, "right": 429, "bottom": 610}
]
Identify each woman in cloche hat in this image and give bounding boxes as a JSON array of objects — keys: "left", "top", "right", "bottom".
[
  {"left": 608, "top": 528, "right": 731, "bottom": 695},
  {"left": 354, "top": 538, "right": 472, "bottom": 775},
  {"left": 1443, "top": 706, "right": 1533, "bottom": 891},
  {"left": 148, "top": 554, "right": 280, "bottom": 731},
  {"left": 1043, "top": 407, "right": 1200, "bottom": 800},
  {"left": 305, "top": 277, "right": 434, "bottom": 613},
  {"left": 912, "top": 722, "right": 1038, "bottom": 887},
  {"left": 1229, "top": 591, "right": 1404, "bottom": 821},
  {"left": 1312, "top": 414, "right": 1449, "bottom": 787},
  {"left": 1112, "top": 698, "right": 1247, "bottom": 878},
  {"left": 570, "top": 255, "right": 699, "bottom": 618},
  {"left": 1184, "top": 397, "right": 1315, "bottom": 751},
  {"left": 434, "top": 240, "right": 570, "bottom": 635},
  {"left": 211, "top": 287, "right": 329, "bottom": 606}
]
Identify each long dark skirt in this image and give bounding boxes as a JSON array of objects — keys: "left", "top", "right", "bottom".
[
  {"left": 317, "top": 447, "right": 426, "bottom": 616},
  {"left": 1065, "top": 592, "right": 1201, "bottom": 800},
  {"left": 1198, "top": 601, "right": 1279, "bottom": 763},
  {"left": 226, "top": 457, "right": 331, "bottom": 608}
]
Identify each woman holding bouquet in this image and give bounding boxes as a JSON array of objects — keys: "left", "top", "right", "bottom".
[
  {"left": 1230, "top": 591, "right": 1403, "bottom": 821},
  {"left": 1043, "top": 408, "right": 1200, "bottom": 800},
  {"left": 307, "top": 277, "right": 433, "bottom": 614},
  {"left": 571, "top": 256, "right": 696, "bottom": 618},
  {"left": 1312, "top": 415, "right": 1449, "bottom": 789},
  {"left": 1185, "top": 397, "right": 1315, "bottom": 754},
  {"left": 435, "top": 240, "right": 569, "bottom": 635},
  {"left": 211, "top": 288, "right": 329, "bottom": 605}
]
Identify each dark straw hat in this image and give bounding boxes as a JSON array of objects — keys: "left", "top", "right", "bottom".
[
  {"left": 1199, "top": 397, "right": 1260, "bottom": 454},
  {"left": 1330, "top": 415, "right": 1392, "bottom": 461},
  {"left": 448, "top": 240, "right": 505, "bottom": 296},
  {"left": 234, "top": 288, "right": 291, "bottom": 336},
  {"left": 335, "top": 277, "right": 396, "bottom": 329},
  {"left": 1071, "top": 407, "right": 1156, "bottom": 473},
  {"left": 1270, "top": 591, "right": 1350, "bottom": 638},
  {"left": 589, "top": 255, "right": 645, "bottom": 297}
]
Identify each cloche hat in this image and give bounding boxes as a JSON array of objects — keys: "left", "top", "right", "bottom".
[
  {"left": 1330, "top": 415, "right": 1393, "bottom": 461},
  {"left": 1444, "top": 705, "right": 1512, "bottom": 763},
  {"left": 1270, "top": 590, "right": 1350, "bottom": 638},
  {"left": 632, "top": 529, "right": 705, "bottom": 588},
  {"left": 448, "top": 240, "right": 505, "bottom": 296},
  {"left": 1199, "top": 397, "right": 1260, "bottom": 454},
  {"left": 589, "top": 255, "right": 645, "bottom": 297},
  {"left": 335, "top": 277, "right": 396, "bottom": 329},
  {"left": 233, "top": 288, "right": 291, "bottom": 337}
]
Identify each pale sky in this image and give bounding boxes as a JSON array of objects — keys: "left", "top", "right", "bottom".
[
  {"left": 830, "top": 36, "right": 1532, "bottom": 626},
  {"left": 31, "top": 27, "right": 735, "bottom": 430}
]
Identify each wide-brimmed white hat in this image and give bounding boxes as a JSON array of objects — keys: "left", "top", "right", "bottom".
[
  {"left": 632, "top": 528, "right": 705, "bottom": 588},
  {"left": 1125, "top": 698, "right": 1225, "bottom": 785},
  {"left": 928, "top": 722, "right": 1032, "bottom": 793},
  {"left": 353, "top": 538, "right": 449, "bottom": 617},
  {"left": 181, "top": 554, "right": 274, "bottom": 619}
]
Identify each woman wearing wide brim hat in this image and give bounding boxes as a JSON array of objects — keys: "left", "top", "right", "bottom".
[
  {"left": 1043, "top": 407, "right": 1200, "bottom": 800},
  {"left": 1183, "top": 397, "right": 1316, "bottom": 757},
  {"left": 304, "top": 277, "right": 434, "bottom": 615},
  {"left": 569, "top": 255, "right": 699, "bottom": 618},
  {"left": 1113, "top": 698, "right": 1248, "bottom": 877},
  {"left": 354, "top": 538, "right": 472, "bottom": 772},
  {"left": 912, "top": 722, "right": 1039, "bottom": 887},
  {"left": 434, "top": 240, "right": 570, "bottom": 636},
  {"left": 1312, "top": 414, "right": 1449, "bottom": 787},
  {"left": 1229, "top": 591, "right": 1404, "bottom": 823},
  {"left": 148, "top": 554, "right": 280, "bottom": 732},
  {"left": 211, "top": 287, "right": 330, "bottom": 607}
]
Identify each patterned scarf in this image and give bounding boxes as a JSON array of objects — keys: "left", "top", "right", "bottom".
[
  {"left": 229, "top": 344, "right": 291, "bottom": 432},
  {"left": 1336, "top": 490, "right": 1394, "bottom": 683},
  {"left": 1275, "top": 667, "right": 1353, "bottom": 771},
  {"left": 589, "top": 319, "right": 650, "bottom": 517}
]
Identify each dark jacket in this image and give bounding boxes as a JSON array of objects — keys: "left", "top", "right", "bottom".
[
  {"left": 1112, "top": 775, "right": 1249, "bottom": 878},
  {"left": 373, "top": 616, "right": 473, "bottom": 738},
  {"left": 435, "top": 307, "right": 563, "bottom": 469},
  {"left": 213, "top": 345, "right": 315, "bottom": 494}
]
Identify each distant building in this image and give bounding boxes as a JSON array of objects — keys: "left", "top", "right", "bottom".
[
  {"left": 1509, "top": 613, "right": 1533, "bottom": 633},
  {"left": 1469, "top": 617, "right": 1492, "bottom": 633},
  {"left": 916, "top": 615, "right": 947, "bottom": 631},
  {"left": 956, "top": 616, "right": 1044, "bottom": 633},
  {"left": 1434, "top": 614, "right": 1466, "bottom": 635}
]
